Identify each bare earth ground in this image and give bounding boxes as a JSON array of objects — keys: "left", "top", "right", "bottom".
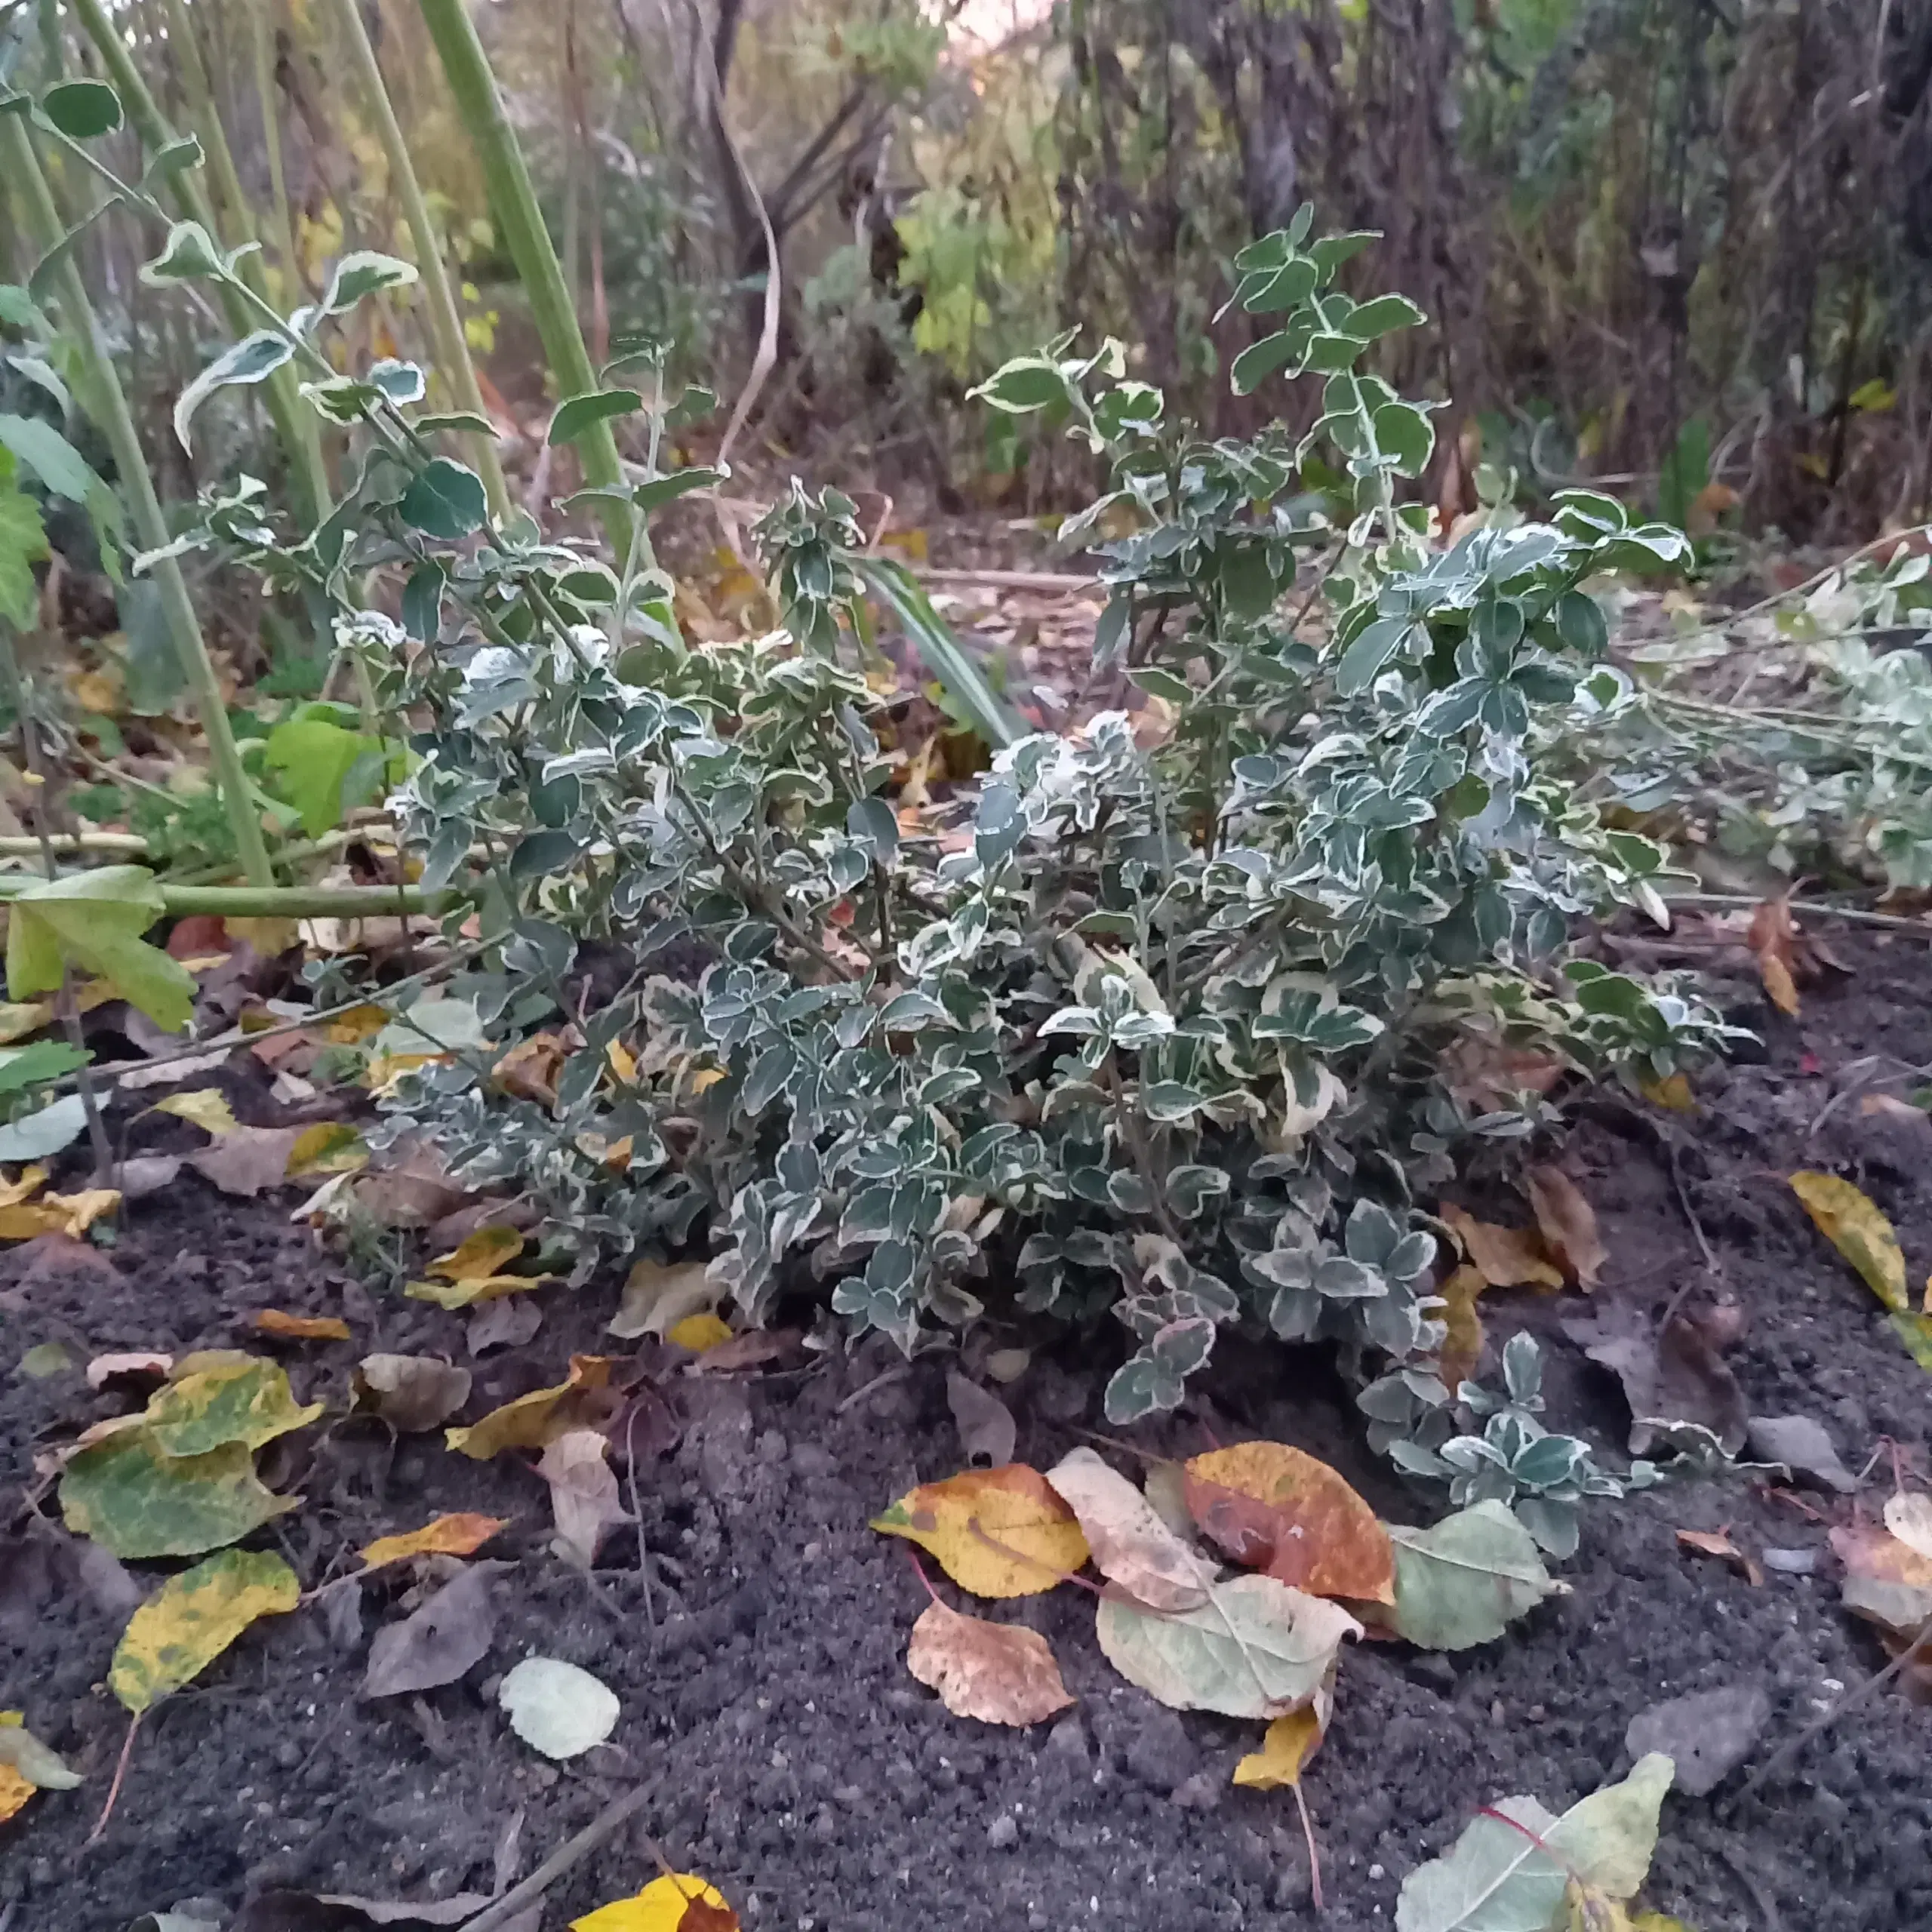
[{"left": 3, "top": 925, "right": 1932, "bottom": 1932}]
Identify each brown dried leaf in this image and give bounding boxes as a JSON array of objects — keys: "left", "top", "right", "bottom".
[
  {"left": 1440, "top": 1204, "right": 1563, "bottom": 1290},
  {"left": 187, "top": 1125, "right": 303, "bottom": 1198},
  {"left": 1747, "top": 897, "right": 1802, "bottom": 1016},
  {"left": 1675, "top": 1527, "right": 1764, "bottom": 1588},
  {"left": 354, "top": 1355, "right": 473, "bottom": 1432},
  {"left": 361, "top": 1563, "right": 504, "bottom": 1697},
  {"left": 538, "top": 1428, "right": 630, "bottom": 1567},
  {"left": 1184, "top": 1441, "right": 1394, "bottom": 1604},
  {"left": 1524, "top": 1168, "right": 1606, "bottom": 1291},
  {"left": 1044, "top": 1447, "right": 1214, "bottom": 1612},
  {"left": 904, "top": 1598, "right": 1075, "bottom": 1725},
  {"left": 947, "top": 1371, "right": 1017, "bottom": 1469},
  {"left": 254, "top": 1309, "right": 351, "bottom": 1342}
]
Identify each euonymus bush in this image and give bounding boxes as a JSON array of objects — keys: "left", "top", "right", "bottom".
[{"left": 11, "top": 65, "right": 1734, "bottom": 1545}]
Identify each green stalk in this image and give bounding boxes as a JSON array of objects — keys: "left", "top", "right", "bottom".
[
  {"left": 248, "top": 0, "right": 303, "bottom": 302},
  {"left": 323, "top": 0, "right": 512, "bottom": 521},
  {"left": 66, "top": 0, "right": 328, "bottom": 524},
  {"left": 158, "top": 883, "right": 451, "bottom": 918},
  {"left": 1, "top": 113, "right": 275, "bottom": 888},
  {"left": 418, "top": 0, "right": 627, "bottom": 549}
]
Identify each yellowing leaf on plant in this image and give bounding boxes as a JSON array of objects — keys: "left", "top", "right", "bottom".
[
  {"left": 253, "top": 1309, "right": 351, "bottom": 1342},
  {"left": 1440, "top": 1204, "right": 1563, "bottom": 1291},
  {"left": 357, "top": 1512, "right": 508, "bottom": 1571},
  {"left": 905, "top": 1598, "right": 1075, "bottom": 1725},
  {"left": 154, "top": 1089, "right": 238, "bottom": 1137},
  {"left": 1233, "top": 1703, "right": 1326, "bottom": 1789},
  {"left": 445, "top": 1355, "right": 619, "bottom": 1459},
  {"left": 285, "top": 1121, "right": 369, "bottom": 1177},
  {"left": 5, "top": 868, "right": 194, "bottom": 1033},
  {"left": 872, "top": 1464, "right": 1090, "bottom": 1598},
  {"left": 572, "top": 1873, "right": 739, "bottom": 1932},
  {"left": 666, "top": 1312, "right": 733, "bottom": 1353},
  {"left": 1789, "top": 1171, "right": 1909, "bottom": 1311},
  {"left": 109, "top": 1548, "right": 300, "bottom": 1714},
  {"left": 1184, "top": 1441, "right": 1394, "bottom": 1604}
]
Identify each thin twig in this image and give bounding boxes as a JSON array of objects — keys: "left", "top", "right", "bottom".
[
  {"left": 1666, "top": 892, "right": 1932, "bottom": 936},
  {"left": 85, "top": 1711, "right": 140, "bottom": 1844},
  {"left": 455, "top": 1782, "right": 657, "bottom": 1932},
  {"left": 835, "top": 1363, "right": 909, "bottom": 1415},
  {"left": 1717, "top": 1838, "right": 1785, "bottom": 1932},
  {"left": 624, "top": 1401, "right": 654, "bottom": 1627}
]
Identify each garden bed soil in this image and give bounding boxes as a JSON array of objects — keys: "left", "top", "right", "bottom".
[{"left": 5, "top": 923, "right": 1932, "bottom": 1932}]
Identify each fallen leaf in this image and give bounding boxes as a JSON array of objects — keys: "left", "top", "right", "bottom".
[
  {"left": 1441, "top": 1038, "right": 1568, "bottom": 1113},
  {"left": 1624, "top": 1684, "right": 1768, "bottom": 1796},
  {"left": 1747, "top": 897, "right": 1802, "bottom": 1016},
  {"left": 405, "top": 1267, "right": 556, "bottom": 1310},
  {"left": 238, "top": 1891, "right": 494, "bottom": 1927},
  {"left": 1395, "top": 1755, "right": 1674, "bottom": 1932},
  {"left": 0, "top": 1712, "right": 82, "bottom": 1789},
  {"left": 1884, "top": 1491, "right": 1932, "bottom": 1562},
  {"left": 429, "top": 1225, "right": 526, "bottom": 1282},
  {"left": 1831, "top": 1519, "right": 1932, "bottom": 1638},
  {"left": 688, "top": 1328, "right": 800, "bottom": 1374},
  {"left": 1745, "top": 1414, "right": 1857, "bottom": 1494},
  {"left": 445, "top": 1355, "right": 618, "bottom": 1459},
  {"left": 143, "top": 1356, "right": 322, "bottom": 1455},
  {"left": 1095, "top": 1574, "right": 1360, "bottom": 1719},
  {"left": 666, "top": 1311, "right": 733, "bottom": 1352},
  {"left": 1890, "top": 1309, "right": 1932, "bottom": 1371},
  {"left": 1045, "top": 1447, "right": 1214, "bottom": 1612},
  {"left": 361, "top": 1563, "right": 503, "bottom": 1697},
  {"left": 154, "top": 1089, "right": 238, "bottom": 1137},
  {"left": 1435, "top": 1264, "right": 1491, "bottom": 1389},
  {"left": 608, "top": 1257, "right": 717, "bottom": 1338},
  {"left": 572, "top": 1875, "right": 737, "bottom": 1932},
  {"left": 285, "top": 1121, "right": 369, "bottom": 1177},
  {"left": 492, "top": 1032, "right": 570, "bottom": 1106},
  {"left": 0, "top": 1165, "right": 46, "bottom": 1209},
  {"left": 1524, "top": 1168, "right": 1605, "bottom": 1290},
  {"left": 1232, "top": 1702, "right": 1326, "bottom": 1789},
  {"left": 0, "top": 1764, "right": 32, "bottom": 1821},
  {"left": 497, "top": 1656, "right": 620, "bottom": 1758},
  {"left": 539, "top": 1429, "right": 630, "bottom": 1566},
  {"left": 358, "top": 1514, "right": 508, "bottom": 1571},
  {"left": 60, "top": 1432, "right": 297, "bottom": 1558},
  {"left": 350, "top": 1155, "right": 473, "bottom": 1228},
  {"left": 0, "top": 1185, "right": 120, "bottom": 1239},
  {"left": 1184, "top": 1441, "right": 1394, "bottom": 1604},
  {"left": 1441, "top": 1204, "right": 1563, "bottom": 1290},
  {"left": 16, "top": 1340, "right": 72, "bottom": 1377},
  {"left": 109, "top": 1549, "right": 300, "bottom": 1713},
  {"left": 117, "top": 1154, "right": 183, "bottom": 1198},
  {"left": 254, "top": 1309, "right": 351, "bottom": 1342},
  {"left": 353, "top": 1354, "right": 473, "bottom": 1432},
  {"left": 1675, "top": 1527, "right": 1764, "bottom": 1587},
  {"left": 1382, "top": 1501, "right": 1562, "bottom": 1651},
  {"left": 1789, "top": 1170, "right": 1909, "bottom": 1311},
  {"left": 1562, "top": 1305, "right": 1747, "bottom": 1457},
  {"left": 905, "top": 1597, "right": 1075, "bottom": 1725},
  {"left": 872, "top": 1464, "right": 1090, "bottom": 1598},
  {"left": 189, "top": 1124, "right": 303, "bottom": 1197},
  {"left": 468, "top": 1294, "right": 545, "bottom": 1357},
  {"left": 947, "top": 1370, "right": 1018, "bottom": 1468}
]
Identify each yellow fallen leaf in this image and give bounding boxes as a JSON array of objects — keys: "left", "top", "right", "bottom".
[
  {"left": 872, "top": 1465, "right": 1090, "bottom": 1598},
  {"left": 1440, "top": 1204, "right": 1563, "bottom": 1290},
  {"left": 1524, "top": 1166, "right": 1605, "bottom": 1290},
  {"left": 323, "top": 1003, "right": 391, "bottom": 1044},
  {"left": 445, "top": 1355, "right": 617, "bottom": 1459},
  {"left": 0, "top": 1001, "right": 54, "bottom": 1045},
  {"left": 0, "top": 1762, "right": 32, "bottom": 1823},
  {"left": 254, "top": 1309, "right": 352, "bottom": 1342},
  {"left": 1436, "top": 1263, "right": 1490, "bottom": 1389},
  {"left": 688, "top": 1066, "right": 725, "bottom": 1094},
  {"left": 154, "top": 1089, "right": 238, "bottom": 1137},
  {"left": 357, "top": 1512, "right": 509, "bottom": 1571},
  {"left": 1638, "top": 1072, "right": 1695, "bottom": 1111},
  {"left": 666, "top": 1312, "right": 733, "bottom": 1352},
  {"left": 0, "top": 1187, "right": 118, "bottom": 1238},
  {"left": 1232, "top": 1703, "right": 1325, "bottom": 1789},
  {"left": 430, "top": 1225, "right": 525, "bottom": 1281},
  {"left": 285, "top": 1121, "right": 369, "bottom": 1177},
  {"left": 109, "top": 1549, "right": 300, "bottom": 1714},
  {"left": 1790, "top": 1170, "right": 1908, "bottom": 1312},
  {"left": 0, "top": 1165, "right": 47, "bottom": 1208},
  {"left": 572, "top": 1873, "right": 738, "bottom": 1932}
]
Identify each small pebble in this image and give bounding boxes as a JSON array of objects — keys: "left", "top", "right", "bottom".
[
  {"left": 987, "top": 1814, "right": 1019, "bottom": 1850},
  {"left": 1762, "top": 1547, "right": 1817, "bottom": 1575}
]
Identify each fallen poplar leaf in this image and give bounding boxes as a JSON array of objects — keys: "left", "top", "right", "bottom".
[
  {"left": 1046, "top": 1447, "right": 1215, "bottom": 1611},
  {"left": 285, "top": 1121, "right": 369, "bottom": 1177},
  {"left": 155, "top": 1089, "right": 238, "bottom": 1137},
  {"left": 1831, "top": 1520, "right": 1932, "bottom": 1639},
  {"left": 906, "top": 1597, "right": 1075, "bottom": 1725},
  {"left": 60, "top": 1433, "right": 297, "bottom": 1558},
  {"left": 0, "top": 1186, "right": 119, "bottom": 1238},
  {"left": 1524, "top": 1168, "right": 1605, "bottom": 1290},
  {"left": 362, "top": 1564, "right": 503, "bottom": 1697},
  {"left": 254, "top": 1309, "right": 352, "bottom": 1342},
  {"left": 1638, "top": 1072, "right": 1695, "bottom": 1111},
  {"left": 1096, "top": 1574, "right": 1359, "bottom": 1719},
  {"left": 1232, "top": 1703, "right": 1325, "bottom": 1789},
  {"left": 948, "top": 1370, "right": 1018, "bottom": 1468},
  {"left": 1383, "top": 1501, "right": 1561, "bottom": 1651},
  {"left": 572, "top": 1874, "right": 737, "bottom": 1932},
  {"left": 1675, "top": 1527, "right": 1764, "bottom": 1587},
  {"left": 0, "top": 1714, "right": 82, "bottom": 1789},
  {"left": 872, "top": 1464, "right": 1089, "bottom": 1598},
  {"left": 666, "top": 1311, "right": 733, "bottom": 1352},
  {"left": 1747, "top": 896, "right": 1802, "bottom": 1017},
  {"left": 1394, "top": 1754, "right": 1674, "bottom": 1932},
  {"left": 109, "top": 1549, "right": 300, "bottom": 1713},
  {"left": 429, "top": 1225, "right": 525, "bottom": 1282},
  {"left": 608, "top": 1257, "right": 717, "bottom": 1338},
  {"left": 539, "top": 1429, "right": 630, "bottom": 1566},
  {"left": 1884, "top": 1491, "right": 1932, "bottom": 1562},
  {"left": 1436, "top": 1264, "right": 1491, "bottom": 1389},
  {"left": 445, "top": 1355, "right": 617, "bottom": 1459},
  {"left": 1563, "top": 1305, "right": 1746, "bottom": 1457},
  {"left": 349, "top": 1156, "right": 472, "bottom": 1229},
  {"left": 358, "top": 1513, "right": 508, "bottom": 1571},
  {"left": 1746, "top": 1414, "right": 1857, "bottom": 1493},
  {"left": 467, "top": 1294, "right": 544, "bottom": 1355},
  {"left": 353, "top": 1354, "right": 473, "bottom": 1432},
  {"left": 497, "top": 1655, "right": 620, "bottom": 1758},
  {"left": 17, "top": 1340, "right": 72, "bottom": 1377},
  {"left": 189, "top": 1124, "right": 303, "bottom": 1196},
  {"left": 1441, "top": 1204, "right": 1563, "bottom": 1290},
  {"left": 144, "top": 1356, "right": 323, "bottom": 1456},
  {"left": 1185, "top": 1441, "right": 1394, "bottom": 1604},
  {"left": 117, "top": 1154, "right": 183, "bottom": 1198},
  {"left": 405, "top": 1266, "right": 556, "bottom": 1309},
  {"left": 1624, "top": 1684, "right": 1767, "bottom": 1795},
  {"left": 1789, "top": 1171, "right": 1908, "bottom": 1311}
]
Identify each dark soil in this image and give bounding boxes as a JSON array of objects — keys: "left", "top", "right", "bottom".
[{"left": 5, "top": 928, "right": 1932, "bottom": 1932}]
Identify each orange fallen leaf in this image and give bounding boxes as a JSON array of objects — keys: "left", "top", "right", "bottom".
[
  {"left": 1524, "top": 1167, "right": 1605, "bottom": 1291},
  {"left": 357, "top": 1512, "right": 509, "bottom": 1571},
  {"left": 1440, "top": 1204, "right": 1563, "bottom": 1290},
  {"left": 1747, "top": 897, "right": 1801, "bottom": 1017},
  {"left": 254, "top": 1309, "right": 352, "bottom": 1342},
  {"left": 0, "top": 1762, "right": 33, "bottom": 1823},
  {"left": 492, "top": 1032, "right": 570, "bottom": 1107},
  {"left": 1183, "top": 1442, "right": 1394, "bottom": 1604},
  {"left": 1675, "top": 1526, "right": 1764, "bottom": 1588},
  {"left": 905, "top": 1598, "right": 1075, "bottom": 1725}
]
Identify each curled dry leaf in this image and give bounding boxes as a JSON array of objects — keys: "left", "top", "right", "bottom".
[
  {"left": 608, "top": 1257, "right": 717, "bottom": 1339},
  {"left": 1524, "top": 1167, "right": 1605, "bottom": 1290},
  {"left": 1746, "top": 1414, "right": 1857, "bottom": 1494},
  {"left": 1184, "top": 1441, "right": 1394, "bottom": 1604},
  {"left": 1831, "top": 1518, "right": 1932, "bottom": 1640},
  {"left": 1675, "top": 1527, "right": 1764, "bottom": 1588},
  {"left": 947, "top": 1369, "right": 1017, "bottom": 1469},
  {"left": 1747, "top": 896, "right": 1803, "bottom": 1017},
  {"left": 85, "top": 1350, "right": 172, "bottom": 1391},
  {"left": 571, "top": 1874, "right": 739, "bottom": 1932},
  {"left": 1232, "top": 1700, "right": 1326, "bottom": 1790},
  {"left": 1789, "top": 1170, "right": 1909, "bottom": 1312},
  {"left": 467, "top": 1294, "right": 544, "bottom": 1356},
  {"left": 353, "top": 1355, "right": 474, "bottom": 1433},
  {"left": 445, "top": 1355, "right": 619, "bottom": 1460},
  {"left": 905, "top": 1598, "right": 1075, "bottom": 1725},
  {"left": 538, "top": 1428, "right": 631, "bottom": 1566},
  {"left": 361, "top": 1563, "right": 504, "bottom": 1698},
  {"left": 109, "top": 1549, "right": 300, "bottom": 1714},
  {"left": 1044, "top": 1447, "right": 1214, "bottom": 1612},
  {"left": 872, "top": 1464, "right": 1090, "bottom": 1599},
  {"left": 188, "top": 1124, "right": 304, "bottom": 1197},
  {"left": 1884, "top": 1491, "right": 1932, "bottom": 1563},
  {"left": 1562, "top": 1304, "right": 1747, "bottom": 1457},
  {"left": 357, "top": 1513, "right": 508, "bottom": 1572},
  {"left": 1439, "top": 1204, "right": 1562, "bottom": 1290},
  {"left": 254, "top": 1309, "right": 351, "bottom": 1342}
]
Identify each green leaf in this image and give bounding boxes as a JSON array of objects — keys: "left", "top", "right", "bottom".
[
  {"left": 971, "top": 357, "right": 1068, "bottom": 415},
  {"left": 0, "top": 1038, "right": 88, "bottom": 1093},
  {"left": 143, "top": 1357, "right": 323, "bottom": 1457},
  {"left": 321, "top": 250, "right": 420, "bottom": 315},
  {"left": 173, "top": 331, "right": 297, "bottom": 454},
  {"left": 38, "top": 78, "right": 124, "bottom": 140},
  {"left": 0, "top": 413, "right": 95, "bottom": 501},
  {"left": 0, "top": 1092, "right": 88, "bottom": 1161},
  {"left": 27, "top": 206, "right": 109, "bottom": 305},
  {"left": 1374, "top": 401, "right": 1435, "bottom": 476},
  {"left": 1554, "top": 589, "right": 1609, "bottom": 656},
  {"left": 632, "top": 466, "right": 727, "bottom": 512},
  {"left": 1343, "top": 293, "right": 1426, "bottom": 340},
  {"left": 5, "top": 865, "right": 194, "bottom": 1032},
  {"left": 263, "top": 715, "right": 383, "bottom": 835},
  {"left": 141, "top": 134, "right": 205, "bottom": 189},
  {"left": 0, "top": 480, "right": 49, "bottom": 629},
  {"left": 368, "top": 358, "right": 426, "bottom": 405},
  {"left": 847, "top": 795, "right": 900, "bottom": 862},
  {"left": 142, "top": 220, "right": 224, "bottom": 285},
  {"left": 413, "top": 410, "right": 498, "bottom": 438},
  {"left": 399, "top": 457, "right": 489, "bottom": 540},
  {"left": 1383, "top": 1500, "right": 1561, "bottom": 1651},
  {"left": 547, "top": 388, "right": 645, "bottom": 447},
  {"left": 59, "top": 1432, "right": 297, "bottom": 1560},
  {"left": 858, "top": 558, "right": 1020, "bottom": 750},
  {"left": 1231, "top": 331, "right": 1300, "bottom": 397}
]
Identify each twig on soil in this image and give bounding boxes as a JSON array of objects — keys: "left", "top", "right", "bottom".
[
  {"left": 624, "top": 1403, "right": 654, "bottom": 1627},
  {"left": 1666, "top": 891, "right": 1932, "bottom": 937},
  {"left": 84, "top": 1711, "right": 140, "bottom": 1845},
  {"left": 835, "top": 1363, "right": 910, "bottom": 1415},
  {"left": 455, "top": 1780, "right": 659, "bottom": 1932},
  {"left": 1717, "top": 1838, "right": 1785, "bottom": 1932}
]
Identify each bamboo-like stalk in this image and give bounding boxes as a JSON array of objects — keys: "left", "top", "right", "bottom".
[
  {"left": 0, "top": 113, "right": 275, "bottom": 889},
  {"left": 248, "top": 0, "right": 303, "bottom": 302},
  {"left": 66, "top": 0, "right": 330, "bottom": 524},
  {"left": 321, "top": 0, "right": 512, "bottom": 520},
  {"left": 417, "top": 0, "right": 629, "bottom": 548}
]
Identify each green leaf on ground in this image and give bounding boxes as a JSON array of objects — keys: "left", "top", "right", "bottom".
[
  {"left": 1383, "top": 1501, "right": 1562, "bottom": 1651},
  {"left": 60, "top": 1432, "right": 297, "bottom": 1559},
  {"left": 143, "top": 1358, "right": 323, "bottom": 1457}
]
